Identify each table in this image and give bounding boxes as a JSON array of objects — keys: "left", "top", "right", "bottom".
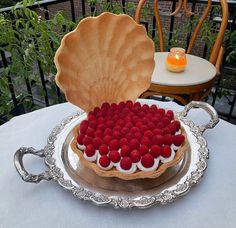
[
  {"left": 1, "top": 100, "right": 236, "bottom": 228},
  {"left": 141, "top": 52, "right": 217, "bottom": 104}
]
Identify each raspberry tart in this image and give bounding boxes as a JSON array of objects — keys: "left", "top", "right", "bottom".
[{"left": 71, "top": 100, "right": 189, "bottom": 180}]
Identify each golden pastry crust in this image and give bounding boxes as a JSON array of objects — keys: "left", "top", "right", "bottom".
[{"left": 71, "top": 125, "right": 189, "bottom": 180}]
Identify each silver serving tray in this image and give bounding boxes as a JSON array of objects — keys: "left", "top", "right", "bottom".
[{"left": 14, "top": 100, "right": 219, "bottom": 208}]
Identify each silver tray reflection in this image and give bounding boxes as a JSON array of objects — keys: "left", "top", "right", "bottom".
[{"left": 14, "top": 100, "right": 219, "bottom": 208}]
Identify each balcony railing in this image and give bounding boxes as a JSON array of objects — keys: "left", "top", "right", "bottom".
[{"left": 0, "top": 0, "right": 236, "bottom": 124}]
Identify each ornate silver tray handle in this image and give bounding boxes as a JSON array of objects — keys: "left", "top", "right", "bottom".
[{"left": 14, "top": 101, "right": 219, "bottom": 208}]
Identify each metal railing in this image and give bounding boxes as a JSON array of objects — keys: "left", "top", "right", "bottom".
[{"left": 0, "top": 0, "right": 235, "bottom": 124}]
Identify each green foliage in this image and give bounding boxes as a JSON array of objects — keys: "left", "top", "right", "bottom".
[{"left": 0, "top": 0, "right": 76, "bottom": 119}]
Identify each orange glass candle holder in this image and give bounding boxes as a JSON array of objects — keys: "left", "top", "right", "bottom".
[{"left": 166, "top": 48, "right": 187, "bottom": 73}]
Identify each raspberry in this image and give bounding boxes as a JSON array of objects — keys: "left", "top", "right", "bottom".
[
  {"left": 148, "top": 122, "right": 155, "bottom": 130},
  {"left": 94, "top": 130, "right": 103, "bottom": 139},
  {"left": 173, "top": 134, "right": 185, "bottom": 146},
  {"left": 120, "top": 138, "right": 128, "bottom": 146},
  {"left": 101, "top": 102, "right": 110, "bottom": 110},
  {"left": 92, "top": 137, "right": 102, "bottom": 149},
  {"left": 113, "top": 126, "right": 121, "bottom": 132},
  {"left": 163, "top": 127, "right": 171, "bottom": 135},
  {"left": 118, "top": 101, "right": 126, "bottom": 110},
  {"left": 173, "top": 120, "right": 181, "bottom": 131},
  {"left": 150, "top": 104, "right": 158, "bottom": 111},
  {"left": 144, "top": 130, "right": 154, "bottom": 139},
  {"left": 80, "top": 120, "right": 89, "bottom": 128},
  {"left": 89, "top": 120, "right": 97, "bottom": 129},
  {"left": 162, "top": 117, "right": 171, "bottom": 126},
  {"left": 106, "top": 120, "right": 114, "bottom": 128},
  {"left": 140, "top": 125, "right": 148, "bottom": 134},
  {"left": 152, "top": 117, "right": 160, "bottom": 125},
  {"left": 120, "top": 157, "right": 132, "bottom": 170},
  {"left": 120, "top": 127, "right": 129, "bottom": 136},
  {"left": 109, "top": 139, "right": 120, "bottom": 150},
  {"left": 85, "top": 144, "right": 95, "bottom": 157},
  {"left": 129, "top": 138, "right": 140, "bottom": 150},
  {"left": 97, "top": 117, "right": 105, "bottom": 124},
  {"left": 157, "top": 108, "right": 165, "bottom": 116},
  {"left": 132, "top": 116, "right": 140, "bottom": 123},
  {"left": 99, "top": 144, "right": 109, "bottom": 155},
  {"left": 104, "top": 128, "right": 112, "bottom": 136},
  {"left": 166, "top": 110, "right": 174, "bottom": 120},
  {"left": 135, "top": 121, "right": 143, "bottom": 128},
  {"left": 125, "top": 121, "right": 133, "bottom": 129},
  {"left": 141, "top": 104, "right": 149, "bottom": 112},
  {"left": 161, "top": 145, "right": 171, "bottom": 158},
  {"left": 141, "top": 136, "right": 152, "bottom": 148},
  {"left": 122, "top": 107, "right": 130, "bottom": 115},
  {"left": 163, "top": 134, "right": 173, "bottom": 145},
  {"left": 109, "top": 150, "right": 121, "bottom": 163},
  {"left": 134, "top": 102, "right": 141, "bottom": 109},
  {"left": 79, "top": 124, "right": 88, "bottom": 135},
  {"left": 103, "top": 135, "right": 112, "bottom": 145},
  {"left": 141, "top": 154, "right": 154, "bottom": 168},
  {"left": 156, "top": 122, "right": 164, "bottom": 130},
  {"left": 152, "top": 135, "right": 164, "bottom": 146},
  {"left": 116, "top": 119, "right": 125, "bottom": 127},
  {"left": 110, "top": 103, "right": 118, "bottom": 110},
  {"left": 87, "top": 112, "right": 95, "bottom": 121},
  {"left": 138, "top": 112, "right": 145, "bottom": 118},
  {"left": 168, "top": 123, "right": 177, "bottom": 135},
  {"left": 112, "top": 130, "right": 121, "bottom": 139},
  {"left": 134, "top": 132, "right": 142, "bottom": 140},
  {"left": 125, "top": 133, "right": 133, "bottom": 141},
  {"left": 130, "top": 149, "right": 141, "bottom": 163},
  {"left": 150, "top": 145, "right": 161, "bottom": 158},
  {"left": 130, "top": 127, "right": 139, "bottom": 134},
  {"left": 97, "top": 123, "right": 106, "bottom": 132},
  {"left": 139, "top": 145, "right": 149, "bottom": 156},
  {"left": 153, "top": 129, "right": 163, "bottom": 135},
  {"left": 141, "top": 117, "right": 149, "bottom": 125},
  {"left": 125, "top": 100, "right": 133, "bottom": 109},
  {"left": 120, "top": 145, "right": 131, "bottom": 157},
  {"left": 83, "top": 136, "right": 93, "bottom": 146},
  {"left": 93, "top": 107, "right": 100, "bottom": 115},
  {"left": 99, "top": 155, "right": 111, "bottom": 168},
  {"left": 86, "top": 128, "right": 95, "bottom": 138},
  {"left": 77, "top": 134, "right": 85, "bottom": 145}
]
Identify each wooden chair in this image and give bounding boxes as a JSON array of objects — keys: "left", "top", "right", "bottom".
[{"left": 135, "top": 0, "right": 229, "bottom": 104}]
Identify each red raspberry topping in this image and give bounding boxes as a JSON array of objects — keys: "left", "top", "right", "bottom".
[
  {"left": 86, "top": 128, "right": 95, "bottom": 138},
  {"left": 150, "top": 104, "right": 158, "bottom": 111},
  {"left": 101, "top": 102, "right": 110, "bottom": 110},
  {"left": 118, "top": 101, "right": 126, "bottom": 110},
  {"left": 153, "top": 129, "right": 163, "bottom": 135},
  {"left": 168, "top": 123, "right": 177, "bottom": 135},
  {"left": 85, "top": 144, "right": 95, "bottom": 157},
  {"left": 147, "top": 122, "right": 155, "bottom": 131},
  {"left": 83, "top": 136, "right": 93, "bottom": 146},
  {"left": 163, "top": 127, "right": 171, "bottom": 135},
  {"left": 80, "top": 120, "right": 89, "bottom": 128},
  {"left": 97, "top": 117, "right": 105, "bottom": 124},
  {"left": 140, "top": 125, "right": 148, "bottom": 134},
  {"left": 77, "top": 134, "right": 85, "bottom": 145},
  {"left": 157, "top": 108, "right": 165, "bottom": 116},
  {"left": 130, "top": 149, "right": 141, "bottom": 163},
  {"left": 129, "top": 138, "right": 140, "bottom": 150},
  {"left": 139, "top": 145, "right": 149, "bottom": 156},
  {"left": 141, "top": 104, "right": 149, "bottom": 112},
  {"left": 130, "top": 127, "right": 139, "bottom": 134},
  {"left": 173, "top": 134, "right": 185, "bottom": 146},
  {"left": 112, "top": 130, "right": 121, "bottom": 139},
  {"left": 109, "top": 139, "right": 120, "bottom": 150},
  {"left": 106, "top": 120, "right": 114, "bottom": 128},
  {"left": 120, "top": 127, "right": 129, "bottom": 136},
  {"left": 125, "top": 100, "right": 133, "bottom": 109},
  {"left": 116, "top": 119, "right": 125, "bottom": 128},
  {"left": 92, "top": 137, "right": 102, "bottom": 149},
  {"left": 97, "top": 123, "right": 106, "bottom": 132},
  {"left": 135, "top": 121, "right": 143, "bottom": 128},
  {"left": 125, "top": 121, "right": 133, "bottom": 129},
  {"left": 152, "top": 135, "right": 164, "bottom": 146},
  {"left": 119, "top": 138, "right": 128, "bottom": 146},
  {"left": 156, "top": 122, "right": 164, "bottom": 129},
  {"left": 150, "top": 145, "right": 161, "bottom": 158},
  {"left": 120, "top": 157, "right": 132, "bottom": 170},
  {"left": 79, "top": 124, "right": 88, "bottom": 135},
  {"left": 104, "top": 128, "right": 112, "bottom": 136},
  {"left": 134, "top": 132, "right": 142, "bottom": 140},
  {"left": 141, "top": 154, "right": 154, "bottom": 168},
  {"left": 144, "top": 130, "right": 154, "bottom": 139},
  {"left": 110, "top": 103, "right": 117, "bottom": 110},
  {"left": 173, "top": 120, "right": 181, "bottom": 131},
  {"left": 125, "top": 133, "right": 133, "bottom": 141},
  {"left": 89, "top": 120, "right": 97, "bottom": 129},
  {"left": 109, "top": 150, "right": 121, "bottom": 163},
  {"left": 99, "top": 155, "right": 111, "bottom": 168},
  {"left": 166, "top": 110, "right": 174, "bottom": 120},
  {"left": 103, "top": 135, "right": 112, "bottom": 145},
  {"left": 93, "top": 107, "right": 100, "bottom": 115},
  {"left": 141, "top": 136, "right": 152, "bottom": 148},
  {"left": 162, "top": 117, "right": 171, "bottom": 126},
  {"left": 120, "top": 145, "right": 131, "bottom": 157},
  {"left": 134, "top": 102, "right": 141, "bottom": 108},
  {"left": 99, "top": 144, "right": 109, "bottom": 155},
  {"left": 161, "top": 145, "right": 172, "bottom": 158},
  {"left": 163, "top": 134, "right": 173, "bottom": 145}
]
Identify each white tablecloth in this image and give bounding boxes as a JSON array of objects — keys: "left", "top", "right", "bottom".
[{"left": 1, "top": 100, "right": 236, "bottom": 228}]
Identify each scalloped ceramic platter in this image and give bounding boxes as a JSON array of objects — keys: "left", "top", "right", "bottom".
[
  {"left": 44, "top": 99, "right": 210, "bottom": 208},
  {"left": 54, "top": 12, "right": 155, "bottom": 113}
]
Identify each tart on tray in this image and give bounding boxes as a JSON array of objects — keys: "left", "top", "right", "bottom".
[{"left": 54, "top": 12, "right": 189, "bottom": 180}]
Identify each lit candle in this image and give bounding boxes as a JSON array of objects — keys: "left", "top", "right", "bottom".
[{"left": 166, "top": 48, "right": 187, "bottom": 73}]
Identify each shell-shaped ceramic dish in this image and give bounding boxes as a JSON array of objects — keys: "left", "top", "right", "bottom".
[
  {"left": 71, "top": 125, "right": 189, "bottom": 180},
  {"left": 54, "top": 12, "right": 155, "bottom": 113}
]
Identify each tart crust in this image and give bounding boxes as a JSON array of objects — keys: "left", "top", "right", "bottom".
[{"left": 71, "top": 125, "right": 189, "bottom": 180}]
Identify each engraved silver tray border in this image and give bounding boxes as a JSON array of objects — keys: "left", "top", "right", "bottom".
[{"left": 14, "top": 100, "right": 219, "bottom": 208}]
